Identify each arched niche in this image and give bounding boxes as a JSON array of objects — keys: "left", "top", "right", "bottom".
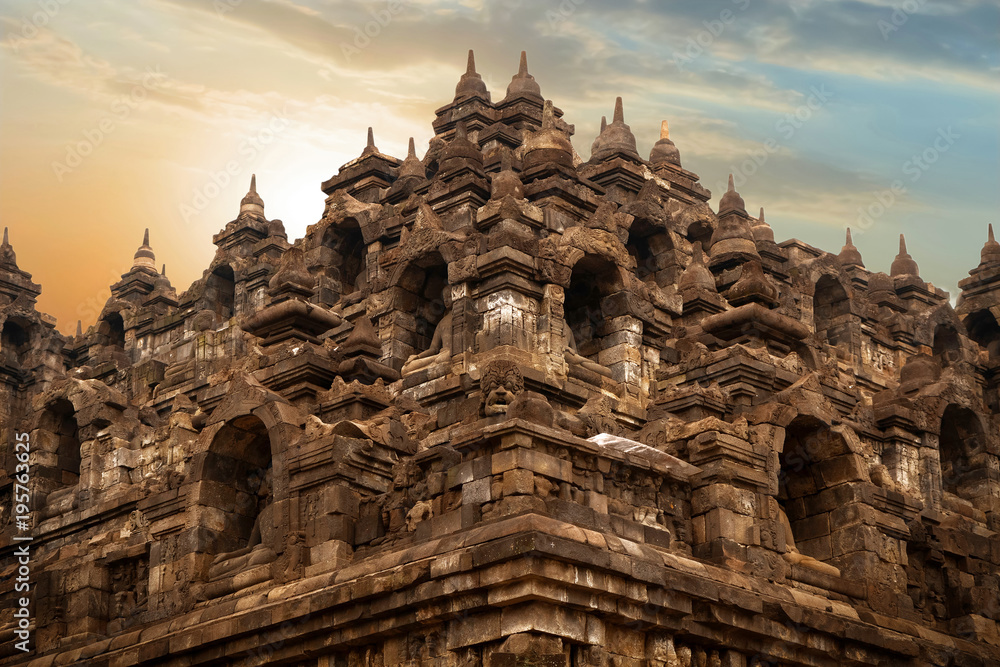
[
  {"left": 777, "top": 416, "right": 858, "bottom": 568},
  {"left": 200, "top": 415, "right": 273, "bottom": 555},
  {"left": 964, "top": 309, "right": 1000, "bottom": 359},
  {"left": 932, "top": 324, "right": 962, "bottom": 368},
  {"left": 939, "top": 404, "right": 984, "bottom": 497},
  {"left": 322, "top": 218, "right": 367, "bottom": 297},
  {"left": 392, "top": 252, "right": 449, "bottom": 368},
  {"left": 686, "top": 220, "right": 713, "bottom": 253},
  {"left": 564, "top": 255, "right": 621, "bottom": 366},
  {"left": 626, "top": 218, "right": 675, "bottom": 287},
  {"left": 206, "top": 265, "right": 236, "bottom": 321},
  {"left": 0, "top": 318, "right": 31, "bottom": 367},
  {"left": 99, "top": 312, "right": 126, "bottom": 350},
  {"left": 813, "top": 275, "right": 851, "bottom": 348},
  {"left": 36, "top": 398, "right": 82, "bottom": 490}
]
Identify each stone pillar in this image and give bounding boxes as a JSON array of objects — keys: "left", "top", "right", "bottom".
[{"left": 686, "top": 430, "right": 768, "bottom": 565}]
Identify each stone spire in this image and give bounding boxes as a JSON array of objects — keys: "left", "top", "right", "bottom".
[
  {"left": 504, "top": 51, "right": 541, "bottom": 101},
  {"left": 75, "top": 320, "right": 83, "bottom": 338},
  {"left": 361, "top": 127, "right": 378, "bottom": 157},
  {"left": 980, "top": 224, "right": 1000, "bottom": 266},
  {"left": 679, "top": 242, "right": 716, "bottom": 293},
  {"left": 838, "top": 228, "right": 865, "bottom": 268},
  {"left": 728, "top": 259, "right": 779, "bottom": 307},
  {"left": 649, "top": 120, "right": 681, "bottom": 166},
  {"left": 710, "top": 175, "right": 759, "bottom": 268},
  {"left": 454, "top": 49, "right": 490, "bottom": 101},
  {"left": 890, "top": 234, "right": 919, "bottom": 277},
  {"left": 439, "top": 121, "right": 483, "bottom": 173},
  {"left": 397, "top": 137, "right": 425, "bottom": 181},
  {"left": 718, "top": 174, "right": 747, "bottom": 215},
  {"left": 0, "top": 226, "right": 16, "bottom": 268},
  {"left": 590, "top": 97, "right": 640, "bottom": 163},
  {"left": 132, "top": 228, "right": 156, "bottom": 271},
  {"left": 523, "top": 99, "right": 574, "bottom": 170},
  {"left": 751, "top": 206, "right": 774, "bottom": 243},
  {"left": 239, "top": 174, "right": 265, "bottom": 218}
]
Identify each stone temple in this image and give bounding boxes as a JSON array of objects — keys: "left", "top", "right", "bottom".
[{"left": 2, "top": 51, "right": 1000, "bottom": 666}]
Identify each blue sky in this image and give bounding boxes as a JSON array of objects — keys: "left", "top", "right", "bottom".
[{"left": 1, "top": 0, "right": 997, "bottom": 329}]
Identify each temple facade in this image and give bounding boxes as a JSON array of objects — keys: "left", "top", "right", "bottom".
[{"left": 2, "top": 51, "right": 1000, "bottom": 666}]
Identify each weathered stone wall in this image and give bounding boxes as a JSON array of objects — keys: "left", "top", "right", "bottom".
[{"left": 1, "top": 52, "right": 999, "bottom": 666}]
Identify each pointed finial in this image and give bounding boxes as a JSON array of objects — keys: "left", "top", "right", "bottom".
[
  {"left": 240, "top": 173, "right": 265, "bottom": 216},
  {"left": 728, "top": 174, "right": 735, "bottom": 192},
  {"left": 407, "top": 137, "right": 416, "bottom": 158},
  {"left": 890, "top": 233, "right": 919, "bottom": 276},
  {"left": 979, "top": 223, "right": 1000, "bottom": 266},
  {"left": 132, "top": 227, "right": 156, "bottom": 271},
  {"left": 518, "top": 51, "right": 528, "bottom": 75},
  {"left": 467, "top": 49, "right": 476, "bottom": 74},
  {"left": 990, "top": 224, "right": 996, "bottom": 243},
  {"left": 758, "top": 207, "right": 765, "bottom": 223},
  {"left": 76, "top": 320, "right": 82, "bottom": 337},
  {"left": 367, "top": 127, "right": 375, "bottom": 148},
  {"left": 660, "top": 120, "right": 669, "bottom": 140},
  {"left": 2, "top": 227, "right": 8, "bottom": 245},
  {"left": 718, "top": 173, "right": 746, "bottom": 214},
  {"left": 839, "top": 227, "right": 864, "bottom": 267},
  {"left": 161, "top": 264, "right": 166, "bottom": 276},
  {"left": 613, "top": 97, "right": 624, "bottom": 124},
  {"left": 600, "top": 116, "right": 607, "bottom": 133}
]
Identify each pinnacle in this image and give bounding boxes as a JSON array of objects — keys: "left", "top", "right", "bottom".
[
  {"left": 758, "top": 207, "right": 765, "bottom": 223},
  {"left": 518, "top": 50, "right": 528, "bottom": 76},
  {"left": 600, "top": 116, "right": 607, "bottom": 133},
  {"left": 367, "top": 127, "right": 375, "bottom": 148},
  {"left": 407, "top": 137, "right": 416, "bottom": 158},
  {"left": 728, "top": 174, "right": 735, "bottom": 192},
  {"left": 660, "top": 120, "right": 669, "bottom": 140},
  {"left": 161, "top": 264, "right": 167, "bottom": 276},
  {"left": 467, "top": 49, "right": 476, "bottom": 74},
  {"left": 613, "top": 97, "right": 624, "bottom": 124},
  {"left": 890, "top": 233, "right": 919, "bottom": 276},
  {"left": 75, "top": 320, "right": 82, "bottom": 337},
  {"left": 846, "top": 228, "right": 854, "bottom": 246},
  {"left": 2, "top": 227, "right": 7, "bottom": 245},
  {"left": 990, "top": 223, "right": 996, "bottom": 243},
  {"left": 250, "top": 174, "right": 257, "bottom": 194},
  {"left": 143, "top": 228, "right": 150, "bottom": 246}
]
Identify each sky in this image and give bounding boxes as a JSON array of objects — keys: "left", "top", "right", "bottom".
[{"left": 0, "top": 0, "right": 997, "bottom": 333}]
